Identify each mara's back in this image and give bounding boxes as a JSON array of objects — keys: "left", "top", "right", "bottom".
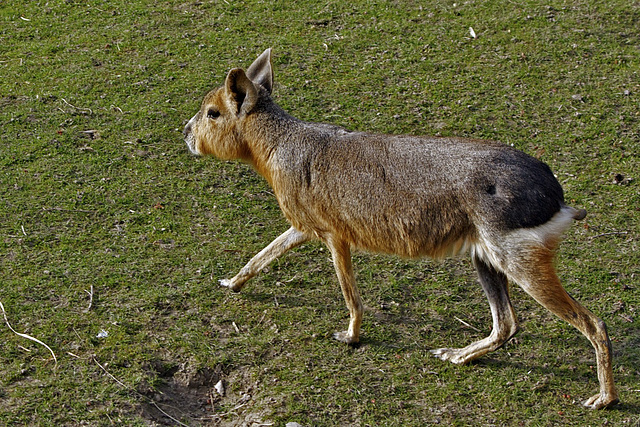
[{"left": 272, "top": 127, "right": 565, "bottom": 257}]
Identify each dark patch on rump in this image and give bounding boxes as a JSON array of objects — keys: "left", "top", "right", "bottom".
[{"left": 480, "top": 150, "right": 565, "bottom": 230}]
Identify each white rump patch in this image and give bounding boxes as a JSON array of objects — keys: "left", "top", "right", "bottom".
[{"left": 471, "top": 206, "right": 578, "bottom": 272}]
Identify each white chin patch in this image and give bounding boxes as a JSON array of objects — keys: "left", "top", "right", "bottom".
[
  {"left": 184, "top": 133, "right": 200, "bottom": 156},
  {"left": 184, "top": 114, "right": 201, "bottom": 155}
]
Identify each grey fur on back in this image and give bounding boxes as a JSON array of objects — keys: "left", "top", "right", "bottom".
[{"left": 248, "top": 98, "right": 566, "bottom": 258}]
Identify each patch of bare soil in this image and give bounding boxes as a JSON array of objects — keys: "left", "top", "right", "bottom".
[{"left": 138, "top": 359, "right": 272, "bottom": 426}]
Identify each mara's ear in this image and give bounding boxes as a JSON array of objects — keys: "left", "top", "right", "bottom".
[
  {"left": 224, "top": 68, "right": 258, "bottom": 116},
  {"left": 245, "top": 48, "right": 273, "bottom": 94}
]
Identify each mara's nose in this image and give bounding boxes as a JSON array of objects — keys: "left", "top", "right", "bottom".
[{"left": 183, "top": 120, "right": 192, "bottom": 138}]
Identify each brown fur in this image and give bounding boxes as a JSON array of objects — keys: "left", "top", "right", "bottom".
[{"left": 183, "top": 49, "right": 618, "bottom": 409}]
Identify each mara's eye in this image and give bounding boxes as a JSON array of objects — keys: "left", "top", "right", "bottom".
[{"left": 207, "top": 109, "right": 220, "bottom": 119}]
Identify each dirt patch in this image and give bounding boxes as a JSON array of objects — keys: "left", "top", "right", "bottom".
[{"left": 138, "top": 360, "right": 272, "bottom": 426}]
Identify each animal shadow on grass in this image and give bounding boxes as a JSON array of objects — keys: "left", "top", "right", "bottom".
[{"left": 239, "top": 286, "right": 640, "bottom": 415}]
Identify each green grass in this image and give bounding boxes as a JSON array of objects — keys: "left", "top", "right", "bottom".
[{"left": 1, "top": 0, "right": 639, "bottom": 425}]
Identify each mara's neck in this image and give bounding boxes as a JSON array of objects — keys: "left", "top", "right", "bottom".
[{"left": 242, "top": 103, "right": 306, "bottom": 186}]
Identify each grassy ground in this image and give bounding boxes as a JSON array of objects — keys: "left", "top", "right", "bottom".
[{"left": 1, "top": 0, "right": 639, "bottom": 425}]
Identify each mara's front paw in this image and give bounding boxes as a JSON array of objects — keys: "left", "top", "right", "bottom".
[
  {"left": 219, "top": 279, "right": 241, "bottom": 293},
  {"left": 429, "top": 348, "right": 467, "bottom": 365},
  {"left": 583, "top": 392, "right": 619, "bottom": 410},
  {"left": 333, "top": 331, "right": 359, "bottom": 346}
]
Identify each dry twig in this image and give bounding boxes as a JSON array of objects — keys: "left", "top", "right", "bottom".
[
  {"left": 0, "top": 300, "right": 57, "bottom": 365},
  {"left": 83, "top": 284, "right": 94, "bottom": 313},
  {"left": 61, "top": 98, "right": 93, "bottom": 114},
  {"left": 589, "top": 231, "right": 630, "bottom": 240},
  {"left": 454, "top": 316, "right": 481, "bottom": 332}
]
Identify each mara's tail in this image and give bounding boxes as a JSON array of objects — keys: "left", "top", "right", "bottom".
[{"left": 570, "top": 207, "right": 587, "bottom": 221}]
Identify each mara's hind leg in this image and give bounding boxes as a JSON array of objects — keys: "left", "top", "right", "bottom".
[
  {"left": 431, "top": 255, "right": 519, "bottom": 364},
  {"left": 509, "top": 246, "right": 618, "bottom": 409},
  {"left": 220, "top": 227, "right": 311, "bottom": 292}
]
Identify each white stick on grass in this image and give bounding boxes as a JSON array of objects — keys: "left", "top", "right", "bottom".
[{"left": 0, "top": 300, "right": 57, "bottom": 366}]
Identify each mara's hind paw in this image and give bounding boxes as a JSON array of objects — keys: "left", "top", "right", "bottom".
[
  {"left": 429, "top": 348, "right": 468, "bottom": 365},
  {"left": 583, "top": 393, "right": 619, "bottom": 410}
]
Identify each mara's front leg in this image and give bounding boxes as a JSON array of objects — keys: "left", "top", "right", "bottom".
[
  {"left": 220, "top": 227, "right": 311, "bottom": 292},
  {"left": 326, "top": 237, "right": 363, "bottom": 345}
]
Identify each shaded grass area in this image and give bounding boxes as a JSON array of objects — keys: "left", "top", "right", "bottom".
[{"left": 1, "top": 0, "right": 639, "bottom": 425}]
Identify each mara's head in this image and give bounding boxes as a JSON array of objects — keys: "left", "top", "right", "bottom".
[{"left": 183, "top": 48, "right": 274, "bottom": 159}]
